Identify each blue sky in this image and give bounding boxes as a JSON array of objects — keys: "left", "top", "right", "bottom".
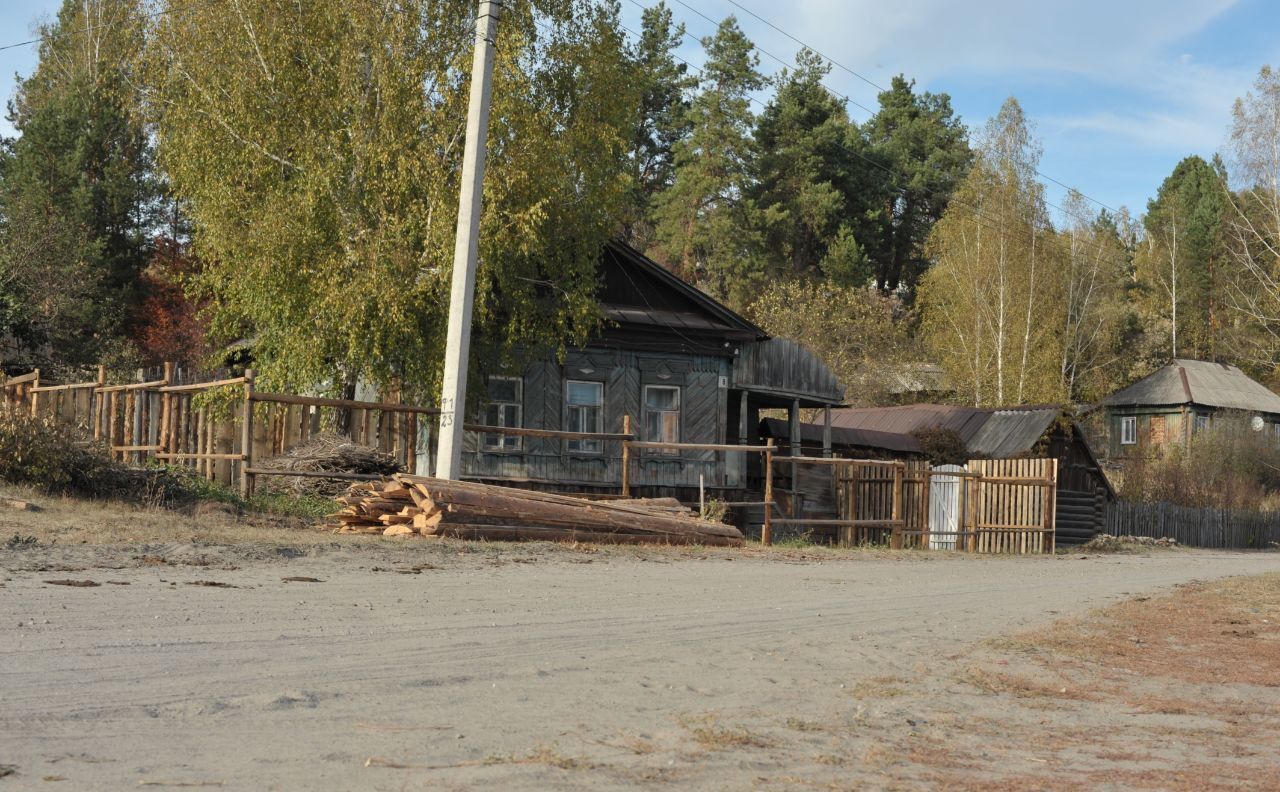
[{"left": 3, "top": 0, "right": 1278, "bottom": 222}]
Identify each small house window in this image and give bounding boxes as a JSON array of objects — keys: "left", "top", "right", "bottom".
[
  {"left": 643, "top": 385, "right": 680, "bottom": 454},
  {"left": 483, "top": 377, "right": 522, "bottom": 451},
  {"left": 565, "top": 380, "right": 603, "bottom": 453},
  {"left": 1274, "top": 422, "right": 1280, "bottom": 442},
  {"left": 1194, "top": 414, "right": 1210, "bottom": 434},
  {"left": 1119, "top": 416, "right": 1137, "bottom": 445}
]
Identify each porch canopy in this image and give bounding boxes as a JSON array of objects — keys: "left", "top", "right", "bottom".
[{"left": 731, "top": 337, "right": 844, "bottom": 455}]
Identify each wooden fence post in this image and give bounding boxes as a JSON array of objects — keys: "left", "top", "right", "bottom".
[
  {"left": 621, "top": 414, "right": 632, "bottom": 497},
  {"left": 159, "top": 362, "right": 174, "bottom": 459},
  {"left": 1045, "top": 458, "right": 1058, "bottom": 554},
  {"left": 93, "top": 366, "right": 105, "bottom": 440},
  {"left": 890, "top": 462, "right": 904, "bottom": 550},
  {"left": 240, "top": 369, "right": 256, "bottom": 498},
  {"left": 967, "top": 475, "right": 979, "bottom": 552},
  {"left": 762, "top": 438, "right": 775, "bottom": 546},
  {"left": 28, "top": 369, "right": 40, "bottom": 418}
]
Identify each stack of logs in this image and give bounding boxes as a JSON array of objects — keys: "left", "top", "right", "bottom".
[{"left": 328, "top": 474, "right": 743, "bottom": 546}]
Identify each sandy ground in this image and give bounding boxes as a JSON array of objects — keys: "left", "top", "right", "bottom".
[{"left": 2, "top": 497, "right": 1279, "bottom": 789}]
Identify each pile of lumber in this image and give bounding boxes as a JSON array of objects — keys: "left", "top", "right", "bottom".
[{"left": 328, "top": 475, "right": 743, "bottom": 546}]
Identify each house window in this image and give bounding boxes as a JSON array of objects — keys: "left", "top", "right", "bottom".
[
  {"left": 483, "top": 377, "right": 522, "bottom": 451},
  {"left": 1119, "top": 416, "right": 1137, "bottom": 445},
  {"left": 565, "top": 380, "right": 603, "bottom": 453},
  {"left": 1274, "top": 422, "right": 1280, "bottom": 442},
  {"left": 643, "top": 385, "right": 680, "bottom": 454},
  {"left": 1194, "top": 414, "right": 1210, "bottom": 434}
]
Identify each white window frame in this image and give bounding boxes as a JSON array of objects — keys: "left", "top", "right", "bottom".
[
  {"left": 483, "top": 376, "right": 523, "bottom": 451},
  {"left": 642, "top": 385, "right": 681, "bottom": 455},
  {"left": 1194, "top": 413, "right": 1210, "bottom": 434},
  {"left": 1119, "top": 415, "right": 1137, "bottom": 445},
  {"left": 565, "top": 380, "right": 604, "bottom": 454}
]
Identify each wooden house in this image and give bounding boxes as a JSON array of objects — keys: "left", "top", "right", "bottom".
[
  {"left": 444, "top": 240, "right": 844, "bottom": 498},
  {"left": 1099, "top": 359, "right": 1280, "bottom": 458},
  {"left": 764, "top": 404, "right": 1114, "bottom": 544}
]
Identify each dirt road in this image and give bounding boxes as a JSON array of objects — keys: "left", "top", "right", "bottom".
[{"left": 3, "top": 543, "right": 1279, "bottom": 790}]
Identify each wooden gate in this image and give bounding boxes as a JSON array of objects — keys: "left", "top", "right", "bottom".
[{"left": 967, "top": 458, "right": 1058, "bottom": 554}]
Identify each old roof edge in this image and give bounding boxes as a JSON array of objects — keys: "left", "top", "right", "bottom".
[{"left": 604, "top": 239, "right": 767, "bottom": 341}]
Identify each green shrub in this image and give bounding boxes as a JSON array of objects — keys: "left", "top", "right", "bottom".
[{"left": 0, "top": 408, "right": 124, "bottom": 495}]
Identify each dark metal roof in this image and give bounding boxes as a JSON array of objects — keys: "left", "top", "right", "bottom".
[
  {"left": 1102, "top": 358, "right": 1280, "bottom": 415},
  {"left": 828, "top": 404, "right": 990, "bottom": 443},
  {"left": 818, "top": 404, "right": 1067, "bottom": 457},
  {"left": 761, "top": 418, "right": 922, "bottom": 453}
]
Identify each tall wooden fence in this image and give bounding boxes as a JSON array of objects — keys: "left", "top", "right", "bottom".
[
  {"left": 766, "top": 455, "right": 1057, "bottom": 554},
  {"left": 1104, "top": 500, "right": 1280, "bottom": 549}
]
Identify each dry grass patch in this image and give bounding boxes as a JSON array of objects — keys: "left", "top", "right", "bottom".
[
  {"left": 679, "top": 714, "right": 772, "bottom": 751},
  {"left": 1010, "top": 573, "right": 1280, "bottom": 687},
  {"left": 847, "top": 674, "right": 913, "bottom": 699}
]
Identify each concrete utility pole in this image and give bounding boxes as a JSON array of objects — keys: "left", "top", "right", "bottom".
[{"left": 436, "top": 0, "right": 503, "bottom": 480}]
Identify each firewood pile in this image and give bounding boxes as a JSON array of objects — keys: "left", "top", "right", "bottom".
[
  {"left": 327, "top": 475, "right": 743, "bottom": 546},
  {"left": 256, "top": 432, "right": 403, "bottom": 496}
]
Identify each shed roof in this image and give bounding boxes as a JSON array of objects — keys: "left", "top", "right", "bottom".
[
  {"left": 1102, "top": 359, "right": 1280, "bottom": 415},
  {"left": 760, "top": 418, "right": 923, "bottom": 454},
  {"left": 966, "top": 408, "right": 1060, "bottom": 457},
  {"left": 828, "top": 404, "right": 990, "bottom": 443},
  {"left": 818, "top": 404, "right": 1066, "bottom": 458}
]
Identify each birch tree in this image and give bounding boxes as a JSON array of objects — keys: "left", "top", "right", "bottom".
[
  {"left": 1055, "top": 192, "right": 1130, "bottom": 401},
  {"left": 1222, "top": 66, "right": 1280, "bottom": 371},
  {"left": 143, "top": 0, "right": 637, "bottom": 399},
  {"left": 917, "top": 98, "right": 1058, "bottom": 406}
]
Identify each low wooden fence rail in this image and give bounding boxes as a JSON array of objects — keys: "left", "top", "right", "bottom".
[
  {"left": 1105, "top": 500, "right": 1280, "bottom": 549},
  {"left": 3, "top": 365, "right": 1057, "bottom": 553}
]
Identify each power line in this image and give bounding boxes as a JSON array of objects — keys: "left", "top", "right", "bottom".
[{"left": 0, "top": 4, "right": 185, "bottom": 54}]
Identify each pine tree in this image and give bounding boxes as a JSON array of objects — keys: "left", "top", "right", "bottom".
[
  {"left": 0, "top": 0, "right": 155, "bottom": 368},
  {"left": 624, "top": 3, "right": 694, "bottom": 250},
  {"left": 1135, "top": 155, "right": 1229, "bottom": 362},
  {"left": 863, "top": 76, "right": 971, "bottom": 298},
  {"left": 751, "top": 49, "right": 867, "bottom": 283},
  {"left": 649, "top": 16, "right": 764, "bottom": 304}
]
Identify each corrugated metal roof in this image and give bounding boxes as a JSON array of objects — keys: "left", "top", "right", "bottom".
[
  {"left": 761, "top": 418, "right": 923, "bottom": 453},
  {"left": 828, "top": 404, "right": 990, "bottom": 443},
  {"left": 810, "top": 404, "right": 1065, "bottom": 457},
  {"left": 1102, "top": 359, "right": 1280, "bottom": 415},
  {"left": 967, "top": 408, "right": 1059, "bottom": 457}
]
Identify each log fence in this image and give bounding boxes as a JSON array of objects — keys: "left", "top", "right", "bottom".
[{"left": 3, "top": 365, "right": 1056, "bottom": 553}]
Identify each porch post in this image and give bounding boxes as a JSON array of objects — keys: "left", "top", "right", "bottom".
[
  {"left": 789, "top": 399, "right": 801, "bottom": 457},
  {"left": 822, "top": 404, "right": 832, "bottom": 458}
]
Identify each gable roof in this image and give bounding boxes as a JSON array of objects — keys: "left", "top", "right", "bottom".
[
  {"left": 1102, "top": 359, "right": 1280, "bottom": 415},
  {"left": 596, "top": 240, "right": 764, "bottom": 349}
]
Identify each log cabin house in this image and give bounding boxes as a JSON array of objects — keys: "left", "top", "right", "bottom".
[
  {"left": 438, "top": 239, "right": 845, "bottom": 501},
  {"left": 1098, "top": 358, "right": 1280, "bottom": 459}
]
